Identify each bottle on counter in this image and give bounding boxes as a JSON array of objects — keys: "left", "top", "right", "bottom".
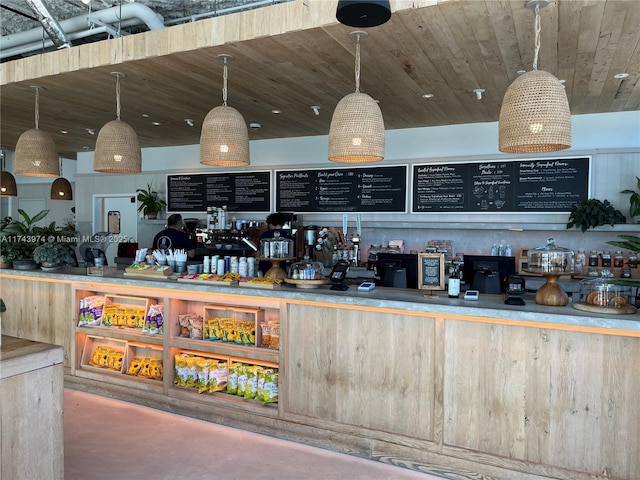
[
  {"left": 505, "top": 244, "right": 512, "bottom": 257},
  {"left": 448, "top": 265, "right": 460, "bottom": 298},
  {"left": 491, "top": 244, "right": 498, "bottom": 256}
]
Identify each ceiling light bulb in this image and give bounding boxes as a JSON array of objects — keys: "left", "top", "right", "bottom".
[
  {"left": 422, "top": 93, "right": 434, "bottom": 99},
  {"left": 614, "top": 73, "right": 629, "bottom": 79}
]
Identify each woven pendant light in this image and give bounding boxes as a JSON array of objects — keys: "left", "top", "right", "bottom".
[
  {"left": 329, "top": 31, "right": 384, "bottom": 163},
  {"left": 499, "top": 0, "right": 571, "bottom": 153},
  {"left": 0, "top": 171, "right": 17, "bottom": 197},
  {"left": 15, "top": 86, "right": 60, "bottom": 177},
  {"left": 50, "top": 158, "right": 73, "bottom": 200},
  {"left": 336, "top": 0, "right": 391, "bottom": 28},
  {"left": 200, "top": 54, "right": 250, "bottom": 167},
  {"left": 94, "top": 72, "right": 141, "bottom": 174}
]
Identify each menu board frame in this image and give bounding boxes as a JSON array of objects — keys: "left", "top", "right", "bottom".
[
  {"left": 412, "top": 156, "right": 590, "bottom": 214},
  {"left": 275, "top": 165, "right": 408, "bottom": 213},
  {"left": 166, "top": 171, "right": 272, "bottom": 213},
  {"left": 418, "top": 253, "right": 446, "bottom": 291}
]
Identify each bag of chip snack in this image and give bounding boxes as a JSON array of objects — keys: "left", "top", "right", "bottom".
[
  {"left": 227, "top": 362, "right": 241, "bottom": 394},
  {"left": 149, "top": 358, "right": 163, "bottom": 381},
  {"left": 262, "top": 370, "right": 279, "bottom": 404},
  {"left": 208, "top": 361, "right": 229, "bottom": 393},
  {"left": 236, "top": 364, "right": 249, "bottom": 397},
  {"left": 143, "top": 304, "right": 164, "bottom": 334},
  {"left": 126, "top": 356, "right": 144, "bottom": 376},
  {"left": 174, "top": 353, "right": 189, "bottom": 387},
  {"left": 244, "top": 365, "right": 263, "bottom": 399},
  {"left": 196, "top": 357, "right": 211, "bottom": 394},
  {"left": 185, "top": 356, "right": 198, "bottom": 388},
  {"left": 78, "top": 295, "right": 104, "bottom": 327}
]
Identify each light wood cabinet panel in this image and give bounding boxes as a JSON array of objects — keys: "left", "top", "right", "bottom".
[
  {"left": 1, "top": 277, "right": 73, "bottom": 368},
  {"left": 285, "top": 304, "right": 437, "bottom": 440},
  {"left": 443, "top": 320, "right": 640, "bottom": 479}
]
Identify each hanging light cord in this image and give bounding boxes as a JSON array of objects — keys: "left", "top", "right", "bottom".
[
  {"left": 532, "top": 4, "right": 541, "bottom": 71},
  {"left": 222, "top": 60, "right": 229, "bottom": 106},
  {"left": 34, "top": 87, "right": 40, "bottom": 129},
  {"left": 115, "top": 74, "right": 122, "bottom": 120},
  {"left": 354, "top": 36, "right": 361, "bottom": 93}
]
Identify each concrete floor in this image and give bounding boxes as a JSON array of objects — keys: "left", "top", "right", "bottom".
[{"left": 64, "top": 389, "right": 443, "bottom": 480}]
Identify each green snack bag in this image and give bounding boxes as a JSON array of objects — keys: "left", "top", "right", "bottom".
[
  {"left": 244, "top": 365, "right": 263, "bottom": 399},
  {"left": 227, "top": 362, "right": 241, "bottom": 394}
]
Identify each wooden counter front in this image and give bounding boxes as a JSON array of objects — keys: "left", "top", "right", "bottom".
[
  {"left": 1, "top": 269, "right": 638, "bottom": 480},
  {"left": 0, "top": 335, "right": 64, "bottom": 480}
]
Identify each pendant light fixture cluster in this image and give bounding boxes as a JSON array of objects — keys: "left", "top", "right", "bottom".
[
  {"left": 15, "top": 86, "right": 60, "bottom": 177},
  {"left": 94, "top": 72, "right": 142, "bottom": 174},
  {"left": 200, "top": 54, "right": 250, "bottom": 167},
  {"left": 498, "top": 0, "right": 571, "bottom": 153},
  {"left": 329, "top": 31, "right": 385, "bottom": 164}
]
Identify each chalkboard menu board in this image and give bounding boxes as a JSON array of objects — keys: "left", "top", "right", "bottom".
[
  {"left": 418, "top": 253, "right": 445, "bottom": 290},
  {"left": 412, "top": 157, "right": 589, "bottom": 213},
  {"left": 167, "top": 172, "right": 271, "bottom": 213},
  {"left": 276, "top": 165, "right": 407, "bottom": 213}
]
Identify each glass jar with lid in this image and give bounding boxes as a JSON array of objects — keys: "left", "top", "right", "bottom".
[
  {"left": 259, "top": 231, "right": 294, "bottom": 259},
  {"left": 526, "top": 237, "right": 574, "bottom": 275},
  {"left": 289, "top": 256, "right": 325, "bottom": 281},
  {"left": 575, "top": 274, "right": 636, "bottom": 314}
]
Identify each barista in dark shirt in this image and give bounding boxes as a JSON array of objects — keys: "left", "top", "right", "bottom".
[
  {"left": 258, "top": 212, "right": 292, "bottom": 275},
  {"left": 153, "top": 214, "right": 196, "bottom": 258}
]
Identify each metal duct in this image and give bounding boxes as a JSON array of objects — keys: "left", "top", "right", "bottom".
[
  {"left": 1, "top": 2, "right": 164, "bottom": 59},
  {"left": 25, "top": 0, "right": 72, "bottom": 49}
]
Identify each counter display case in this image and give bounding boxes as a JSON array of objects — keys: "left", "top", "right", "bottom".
[{"left": 2, "top": 269, "right": 639, "bottom": 480}]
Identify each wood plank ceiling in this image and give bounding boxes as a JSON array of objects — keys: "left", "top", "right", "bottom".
[{"left": 1, "top": 0, "right": 638, "bottom": 159}]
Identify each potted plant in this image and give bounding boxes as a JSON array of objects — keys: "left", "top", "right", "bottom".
[
  {"left": 566, "top": 199, "right": 626, "bottom": 232},
  {"left": 0, "top": 209, "right": 50, "bottom": 269},
  {"left": 136, "top": 182, "right": 167, "bottom": 219},
  {"left": 33, "top": 242, "right": 72, "bottom": 270},
  {"left": 621, "top": 176, "right": 640, "bottom": 223}
]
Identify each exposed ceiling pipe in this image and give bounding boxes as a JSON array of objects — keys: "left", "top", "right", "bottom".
[
  {"left": 0, "top": 2, "right": 164, "bottom": 59},
  {"left": 164, "top": 0, "right": 287, "bottom": 26},
  {"left": 25, "top": 0, "right": 72, "bottom": 49}
]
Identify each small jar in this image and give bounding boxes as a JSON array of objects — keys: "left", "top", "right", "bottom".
[
  {"left": 588, "top": 250, "right": 599, "bottom": 267},
  {"left": 613, "top": 251, "right": 624, "bottom": 268},
  {"left": 601, "top": 250, "right": 612, "bottom": 268},
  {"left": 575, "top": 249, "right": 586, "bottom": 275}
]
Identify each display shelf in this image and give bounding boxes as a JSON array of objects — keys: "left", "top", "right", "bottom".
[
  {"left": 169, "top": 337, "right": 278, "bottom": 364},
  {"left": 76, "top": 326, "right": 164, "bottom": 345},
  {"left": 168, "top": 347, "right": 279, "bottom": 413}
]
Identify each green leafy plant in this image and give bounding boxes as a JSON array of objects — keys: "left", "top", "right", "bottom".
[
  {"left": 566, "top": 199, "right": 626, "bottom": 232},
  {"left": 136, "top": 182, "right": 167, "bottom": 218},
  {"left": 0, "top": 210, "right": 77, "bottom": 261},
  {"left": 606, "top": 234, "right": 640, "bottom": 253},
  {"left": 621, "top": 176, "right": 640, "bottom": 222},
  {"left": 32, "top": 242, "right": 72, "bottom": 265}
]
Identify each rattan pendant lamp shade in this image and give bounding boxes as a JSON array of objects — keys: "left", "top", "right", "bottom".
[
  {"left": 329, "top": 31, "right": 385, "bottom": 163},
  {"left": 15, "top": 86, "right": 60, "bottom": 177},
  {"left": 50, "top": 158, "right": 73, "bottom": 200},
  {"left": 0, "top": 171, "right": 18, "bottom": 197},
  {"left": 499, "top": 0, "right": 571, "bottom": 153},
  {"left": 200, "top": 54, "right": 250, "bottom": 167},
  {"left": 94, "top": 72, "right": 141, "bottom": 174}
]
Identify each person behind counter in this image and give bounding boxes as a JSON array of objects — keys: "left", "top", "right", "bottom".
[
  {"left": 153, "top": 214, "right": 196, "bottom": 259},
  {"left": 258, "top": 212, "right": 292, "bottom": 275}
]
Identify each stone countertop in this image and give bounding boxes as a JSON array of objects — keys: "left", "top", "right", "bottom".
[
  {"left": 1, "top": 268, "right": 638, "bottom": 335},
  {"left": 0, "top": 336, "right": 64, "bottom": 380}
]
